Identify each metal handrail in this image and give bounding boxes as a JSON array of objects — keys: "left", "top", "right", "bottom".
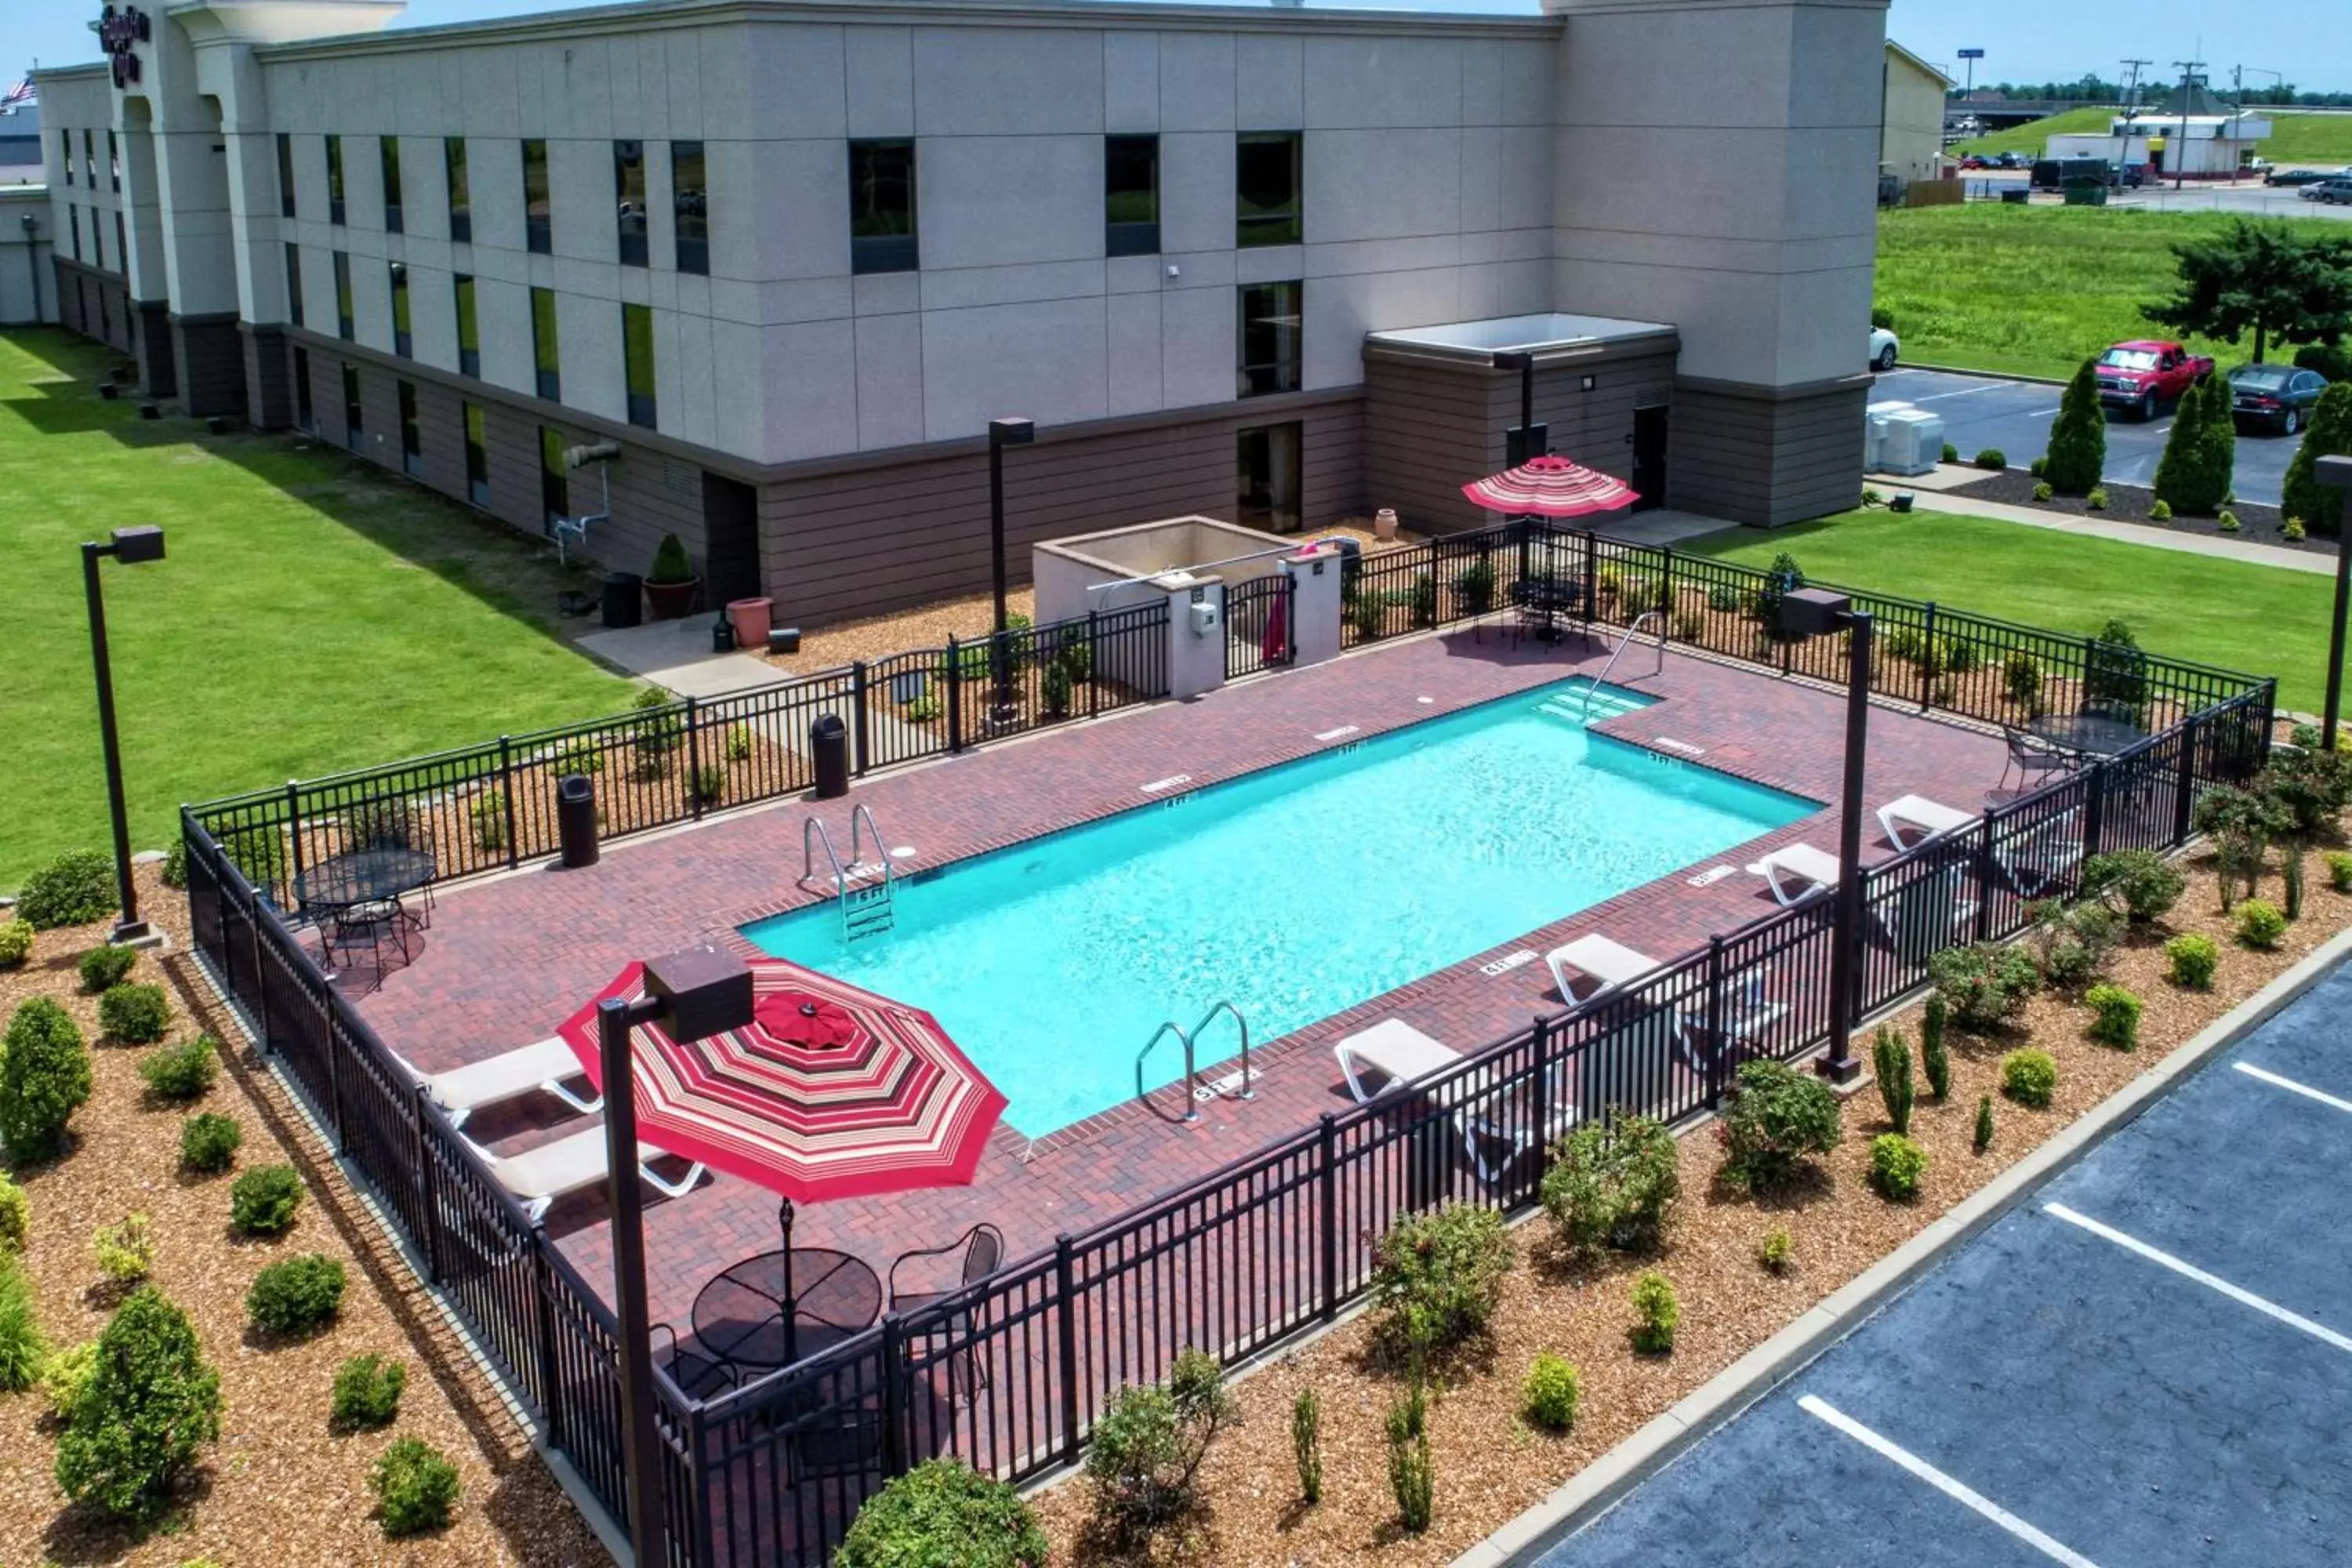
[
  {"left": 1560, "top": 608, "right": 1666, "bottom": 724},
  {"left": 801, "top": 815, "right": 847, "bottom": 889},
  {"left": 1192, "top": 1000, "right": 1255, "bottom": 1102},
  {"left": 850, "top": 802, "right": 884, "bottom": 867},
  {"left": 1135, "top": 1000, "right": 1254, "bottom": 1123}
]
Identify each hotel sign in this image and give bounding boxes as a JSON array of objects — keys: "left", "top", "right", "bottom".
[{"left": 98, "top": 5, "right": 151, "bottom": 89}]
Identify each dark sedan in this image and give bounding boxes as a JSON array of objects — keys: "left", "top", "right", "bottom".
[
  {"left": 2227, "top": 364, "right": 2330, "bottom": 435},
  {"left": 2265, "top": 167, "right": 2336, "bottom": 187}
]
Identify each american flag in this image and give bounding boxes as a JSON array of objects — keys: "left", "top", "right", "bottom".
[{"left": 0, "top": 78, "right": 35, "bottom": 112}]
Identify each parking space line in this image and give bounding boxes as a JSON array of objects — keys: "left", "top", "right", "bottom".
[
  {"left": 2234, "top": 1061, "right": 2352, "bottom": 1116},
  {"left": 2045, "top": 1203, "right": 2352, "bottom": 1356},
  {"left": 1911, "top": 384, "right": 2009, "bottom": 402},
  {"left": 1796, "top": 1396, "right": 2103, "bottom": 1568}
]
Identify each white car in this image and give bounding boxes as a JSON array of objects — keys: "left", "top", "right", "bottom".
[{"left": 1869, "top": 327, "right": 1899, "bottom": 372}]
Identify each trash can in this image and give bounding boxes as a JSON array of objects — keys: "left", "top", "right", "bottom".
[
  {"left": 711, "top": 614, "right": 735, "bottom": 653},
  {"left": 2001, "top": 187, "right": 2031, "bottom": 205},
  {"left": 557, "top": 774, "right": 600, "bottom": 869},
  {"left": 811, "top": 714, "right": 850, "bottom": 800},
  {"left": 601, "top": 572, "right": 643, "bottom": 630}
]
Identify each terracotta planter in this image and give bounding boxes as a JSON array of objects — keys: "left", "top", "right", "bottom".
[
  {"left": 1374, "top": 507, "right": 1399, "bottom": 543},
  {"left": 728, "top": 596, "right": 774, "bottom": 649},
  {"left": 644, "top": 576, "right": 700, "bottom": 621}
]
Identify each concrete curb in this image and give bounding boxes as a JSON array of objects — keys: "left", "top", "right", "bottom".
[
  {"left": 1456, "top": 925, "right": 2352, "bottom": 1568},
  {"left": 1893, "top": 361, "right": 2068, "bottom": 387}
]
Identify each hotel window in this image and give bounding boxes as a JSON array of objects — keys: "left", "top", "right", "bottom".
[
  {"left": 114, "top": 212, "right": 127, "bottom": 274},
  {"left": 1237, "top": 280, "right": 1302, "bottom": 397},
  {"left": 1236, "top": 132, "right": 1302, "bottom": 248},
  {"left": 463, "top": 402, "right": 490, "bottom": 505},
  {"left": 454, "top": 274, "right": 479, "bottom": 377},
  {"left": 1105, "top": 134, "right": 1159, "bottom": 256},
  {"left": 61, "top": 129, "right": 72, "bottom": 185},
  {"left": 91, "top": 216, "right": 102, "bottom": 270},
  {"left": 531, "top": 286, "right": 561, "bottom": 401},
  {"left": 284, "top": 243, "right": 303, "bottom": 327},
  {"left": 325, "top": 134, "right": 346, "bottom": 224},
  {"left": 622, "top": 303, "right": 655, "bottom": 429},
  {"left": 294, "top": 346, "right": 314, "bottom": 431},
  {"left": 342, "top": 363, "right": 364, "bottom": 452},
  {"left": 83, "top": 130, "right": 95, "bottom": 189},
  {"left": 673, "top": 141, "right": 707, "bottom": 274},
  {"left": 108, "top": 131, "right": 120, "bottom": 192},
  {"left": 68, "top": 207, "right": 80, "bottom": 261},
  {"left": 445, "top": 138, "right": 470, "bottom": 243},
  {"left": 540, "top": 426, "right": 571, "bottom": 529},
  {"left": 397, "top": 381, "right": 423, "bottom": 477},
  {"left": 522, "top": 139, "right": 550, "bottom": 252},
  {"left": 848, "top": 140, "right": 916, "bottom": 274},
  {"left": 277, "top": 132, "right": 296, "bottom": 217},
  {"left": 614, "top": 140, "right": 648, "bottom": 267},
  {"left": 380, "top": 136, "right": 404, "bottom": 233},
  {"left": 332, "top": 251, "right": 354, "bottom": 340},
  {"left": 389, "top": 262, "right": 412, "bottom": 358}
]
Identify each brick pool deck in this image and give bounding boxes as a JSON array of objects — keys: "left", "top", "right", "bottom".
[{"left": 353, "top": 625, "right": 2008, "bottom": 1333}]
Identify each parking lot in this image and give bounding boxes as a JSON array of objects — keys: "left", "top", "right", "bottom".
[
  {"left": 1873, "top": 365, "right": 2304, "bottom": 506},
  {"left": 1523, "top": 955, "right": 2352, "bottom": 1568}
]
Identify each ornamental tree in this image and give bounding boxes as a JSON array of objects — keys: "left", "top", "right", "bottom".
[
  {"left": 2042, "top": 359, "right": 2107, "bottom": 495},
  {"left": 2281, "top": 382, "right": 2352, "bottom": 536},
  {"left": 2140, "top": 220, "right": 2352, "bottom": 365}
]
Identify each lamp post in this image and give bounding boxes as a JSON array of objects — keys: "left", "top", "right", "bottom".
[
  {"left": 1492, "top": 350, "right": 1545, "bottom": 466},
  {"left": 1778, "top": 586, "right": 1871, "bottom": 1084},
  {"left": 82, "top": 525, "right": 165, "bottom": 946},
  {"left": 597, "top": 946, "right": 754, "bottom": 1568},
  {"left": 986, "top": 416, "right": 1035, "bottom": 724},
  {"left": 20, "top": 212, "right": 41, "bottom": 324},
  {"left": 2319, "top": 456, "right": 2352, "bottom": 753}
]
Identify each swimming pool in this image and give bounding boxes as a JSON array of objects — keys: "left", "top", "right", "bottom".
[{"left": 743, "top": 681, "right": 1814, "bottom": 1136}]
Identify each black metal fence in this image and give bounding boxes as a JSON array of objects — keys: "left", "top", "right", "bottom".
[
  {"left": 179, "top": 539, "right": 2273, "bottom": 1567},
  {"left": 1223, "top": 571, "right": 1295, "bottom": 680}
]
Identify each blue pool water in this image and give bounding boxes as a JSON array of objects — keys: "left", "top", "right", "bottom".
[{"left": 742, "top": 682, "right": 1814, "bottom": 1135}]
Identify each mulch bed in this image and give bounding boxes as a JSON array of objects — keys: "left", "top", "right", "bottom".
[
  {"left": 1947, "top": 470, "right": 2317, "bottom": 553},
  {"left": 0, "top": 864, "right": 603, "bottom": 1566},
  {"left": 1029, "top": 847, "right": 2350, "bottom": 1565}
]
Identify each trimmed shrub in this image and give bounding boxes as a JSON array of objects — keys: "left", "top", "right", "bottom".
[
  {"left": 139, "top": 1035, "right": 218, "bottom": 1102},
  {"left": 78, "top": 944, "right": 138, "bottom": 993},
  {"left": 246, "top": 1254, "right": 345, "bottom": 1336},
  {"left": 2235, "top": 898, "right": 2288, "bottom": 949},
  {"left": 1387, "top": 1381, "right": 1434, "bottom": 1533},
  {"left": 1871, "top": 1026, "right": 1913, "bottom": 1135},
  {"left": 648, "top": 532, "right": 694, "bottom": 585},
  {"left": 1868, "top": 1134, "right": 1926, "bottom": 1200},
  {"left": 2327, "top": 851, "right": 2352, "bottom": 892},
  {"left": 1540, "top": 1113, "right": 1679, "bottom": 1254},
  {"left": 2286, "top": 517, "right": 2308, "bottom": 542},
  {"left": 1974, "top": 1094, "right": 1995, "bottom": 1153},
  {"left": 230, "top": 1164, "right": 304, "bottom": 1237},
  {"left": 2000, "top": 1049, "right": 2057, "bottom": 1109},
  {"left": 159, "top": 838, "right": 186, "bottom": 890},
  {"left": 1083, "top": 1348, "right": 1232, "bottom": 1538},
  {"left": 468, "top": 791, "right": 508, "bottom": 853},
  {"left": 2166, "top": 933, "right": 2219, "bottom": 989},
  {"left": 93, "top": 1214, "right": 154, "bottom": 1284},
  {"left": 1929, "top": 942, "right": 2041, "bottom": 1033},
  {"left": 2260, "top": 745, "right": 2352, "bottom": 834},
  {"left": 2043, "top": 360, "right": 2107, "bottom": 494},
  {"left": 1370, "top": 1204, "right": 1512, "bottom": 1356},
  {"left": 2281, "top": 382, "right": 2352, "bottom": 536},
  {"left": 2003, "top": 650, "right": 2043, "bottom": 710},
  {"left": 341, "top": 797, "right": 417, "bottom": 851},
  {"left": 1973, "top": 448, "right": 2006, "bottom": 470},
  {"left": 0, "top": 1254, "right": 43, "bottom": 1392},
  {"left": 2153, "top": 367, "right": 2224, "bottom": 514},
  {"left": 180, "top": 1112, "right": 241, "bottom": 1175},
  {"left": 0, "top": 1173, "right": 26, "bottom": 1253},
  {"left": 724, "top": 724, "right": 756, "bottom": 762},
  {"left": 1521, "top": 1353, "right": 1581, "bottom": 1432},
  {"left": 1, "top": 997, "right": 94, "bottom": 1161},
  {"left": 1921, "top": 996, "right": 1951, "bottom": 1102},
  {"left": 372, "top": 1436, "right": 461, "bottom": 1537},
  {"left": 1758, "top": 1228, "right": 1793, "bottom": 1274},
  {"left": 692, "top": 764, "right": 728, "bottom": 807},
  {"left": 2085, "top": 983, "right": 2143, "bottom": 1050},
  {"left": 1717, "top": 1060, "right": 1842, "bottom": 1191},
  {"left": 1628, "top": 1272, "right": 1679, "bottom": 1355},
  {"left": 2033, "top": 481, "right": 2056, "bottom": 502},
  {"left": 2029, "top": 456, "right": 2048, "bottom": 477},
  {"left": 330, "top": 1354, "right": 407, "bottom": 1430},
  {"left": 2151, "top": 499, "right": 2174, "bottom": 521},
  {"left": 16, "top": 851, "right": 116, "bottom": 929},
  {"left": 54, "top": 1287, "right": 222, "bottom": 1519},
  {"left": 2086, "top": 488, "right": 2109, "bottom": 510},
  {"left": 839, "top": 1458, "right": 1048, "bottom": 1568},
  {"left": 2085, "top": 618, "right": 2148, "bottom": 717},
  {"left": 0, "top": 919, "right": 30, "bottom": 968},
  {"left": 1292, "top": 1388, "right": 1321, "bottom": 1505},
  {"left": 1942, "top": 442, "right": 1959, "bottom": 464},
  {"left": 2027, "top": 900, "right": 2123, "bottom": 990},
  {"left": 2219, "top": 510, "right": 2242, "bottom": 532},
  {"left": 2079, "top": 849, "right": 2187, "bottom": 924},
  {"left": 98, "top": 982, "right": 170, "bottom": 1045}
]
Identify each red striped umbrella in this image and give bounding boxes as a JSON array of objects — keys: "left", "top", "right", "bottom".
[{"left": 1461, "top": 454, "right": 1638, "bottom": 518}]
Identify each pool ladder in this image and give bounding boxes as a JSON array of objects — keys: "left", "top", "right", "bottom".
[
  {"left": 1136, "top": 1001, "right": 1254, "bottom": 1123},
  {"left": 1559, "top": 608, "right": 1667, "bottom": 726},
  {"left": 802, "top": 804, "right": 895, "bottom": 942}
]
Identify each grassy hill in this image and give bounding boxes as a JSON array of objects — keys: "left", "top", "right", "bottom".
[{"left": 1955, "top": 108, "right": 2352, "bottom": 167}]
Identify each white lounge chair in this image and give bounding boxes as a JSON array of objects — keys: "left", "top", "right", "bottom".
[
  {"left": 1991, "top": 812, "right": 2087, "bottom": 898},
  {"left": 1672, "top": 970, "right": 1789, "bottom": 1078},
  {"left": 465, "top": 1126, "right": 706, "bottom": 1223},
  {"left": 399, "top": 1036, "right": 602, "bottom": 1130},
  {"left": 1334, "top": 1019, "right": 1461, "bottom": 1104},
  {"left": 1877, "top": 794, "right": 1977, "bottom": 851},
  {"left": 1747, "top": 844, "right": 1841, "bottom": 906},
  {"left": 1544, "top": 934, "right": 1662, "bottom": 1005}
]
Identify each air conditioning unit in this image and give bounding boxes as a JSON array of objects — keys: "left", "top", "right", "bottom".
[
  {"left": 1864, "top": 399, "right": 1912, "bottom": 473},
  {"left": 1878, "top": 408, "right": 1945, "bottom": 477}
]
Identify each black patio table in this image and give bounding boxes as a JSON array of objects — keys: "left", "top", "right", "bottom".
[
  {"left": 2028, "top": 713, "right": 2150, "bottom": 760},
  {"left": 292, "top": 846, "right": 438, "bottom": 914},
  {"left": 692, "top": 1247, "right": 884, "bottom": 1375}
]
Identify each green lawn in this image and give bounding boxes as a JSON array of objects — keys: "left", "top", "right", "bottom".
[
  {"left": 1955, "top": 108, "right": 2352, "bottom": 165},
  {"left": 1875, "top": 204, "right": 2348, "bottom": 381},
  {"left": 1678, "top": 509, "right": 2329, "bottom": 713},
  {"left": 0, "top": 329, "right": 632, "bottom": 891}
]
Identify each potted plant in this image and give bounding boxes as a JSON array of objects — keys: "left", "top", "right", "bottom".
[{"left": 644, "top": 534, "right": 700, "bottom": 621}]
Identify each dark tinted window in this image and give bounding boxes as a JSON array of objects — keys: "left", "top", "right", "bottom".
[
  {"left": 445, "top": 138, "right": 470, "bottom": 243},
  {"left": 532, "top": 286, "right": 561, "bottom": 401},
  {"left": 540, "top": 426, "right": 570, "bottom": 529},
  {"left": 285, "top": 243, "right": 303, "bottom": 327},
  {"left": 463, "top": 403, "right": 490, "bottom": 504},
  {"left": 277, "top": 132, "right": 296, "bottom": 217},
  {"left": 454, "top": 274, "right": 479, "bottom": 377},
  {"left": 615, "top": 140, "right": 648, "bottom": 266},
  {"left": 848, "top": 140, "right": 917, "bottom": 274},
  {"left": 1238, "top": 281, "right": 1302, "bottom": 397},
  {"left": 333, "top": 250, "right": 354, "bottom": 339},
  {"left": 673, "top": 141, "right": 708, "bottom": 274},
  {"left": 523, "top": 139, "right": 550, "bottom": 252},
  {"left": 325, "top": 134, "right": 346, "bottom": 224},
  {"left": 1237, "top": 132, "right": 1301, "bottom": 247},
  {"left": 622, "top": 303, "right": 656, "bottom": 430},
  {"left": 397, "top": 380, "right": 422, "bottom": 476},
  {"left": 381, "top": 136, "right": 403, "bottom": 232},
  {"left": 342, "top": 363, "right": 363, "bottom": 451},
  {"left": 1106, "top": 134, "right": 1159, "bottom": 257},
  {"left": 389, "top": 262, "right": 412, "bottom": 357}
]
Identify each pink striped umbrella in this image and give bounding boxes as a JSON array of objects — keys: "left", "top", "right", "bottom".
[{"left": 1461, "top": 454, "right": 1638, "bottom": 518}]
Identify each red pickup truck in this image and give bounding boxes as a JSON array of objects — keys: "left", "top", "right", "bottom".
[{"left": 2093, "top": 340, "right": 2214, "bottom": 421}]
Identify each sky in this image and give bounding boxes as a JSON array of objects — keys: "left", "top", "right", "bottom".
[{"left": 5, "top": 0, "right": 2347, "bottom": 94}]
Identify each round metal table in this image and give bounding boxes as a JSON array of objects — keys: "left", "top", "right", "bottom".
[
  {"left": 292, "top": 847, "right": 437, "bottom": 913},
  {"left": 691, "top": 1248, "right": 883, "bottom": 1374},
  {"left": 2027, "top": 713, "right": 2149, "bottom": 760}
]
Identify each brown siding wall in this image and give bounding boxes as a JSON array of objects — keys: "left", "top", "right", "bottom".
[
  {"left": 172, "top": 314, "right": 245, "bottom": 418},
  {"left": 133, "top": 300, "right": 176, "bottom": 398},
  {"left": 1669, "top": 376, "right": 1870, "bottom": 526},
  {"left": 55, "top": 259, "right": 132, "bottom": 357},
  {"left": 242, "top": 324, "right": 293, "bottom": 430}
]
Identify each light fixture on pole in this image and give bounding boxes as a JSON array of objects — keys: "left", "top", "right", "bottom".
[
  {"left": 2318, "top": 456, "right": 2352, "bottom": 753},
  {"left": 1492, "top": 350, "right": 1544, "bottom": 466},
  {"left": 596, "top": 946, "right": 755, "bottom": 1568},
  {"left": 986, "top": 417, "right": 1035, "bottom": 725},
  {"left": 1776, "top": 586, "right": 1871, "bottom": 1085},
  {"left": 82, "top": 525, "right": 165, "bottom": 946}
]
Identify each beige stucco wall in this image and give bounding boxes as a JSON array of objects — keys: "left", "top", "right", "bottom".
[{"left": 1882, "top": 45, "right": 1947, "bottom": 183}]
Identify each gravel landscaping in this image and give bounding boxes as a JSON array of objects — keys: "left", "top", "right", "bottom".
[{"left": 1947, "top": 470, "right": 2314, "bottom": 553}]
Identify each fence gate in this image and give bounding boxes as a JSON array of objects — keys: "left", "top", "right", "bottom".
[{"left": 1225, "top": 572, "right": 1295, "bottom": 681}]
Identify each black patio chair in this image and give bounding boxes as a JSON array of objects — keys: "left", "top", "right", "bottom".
[
  {"left": 888, "top": 1224, "right": 1004, "bottom": 1406},
  {"left": 2000, "top": 728, "right": 2074, "bottom": 795},
  {"left": 652, "top": 1322, "right": 739, "bottom": 1403}
]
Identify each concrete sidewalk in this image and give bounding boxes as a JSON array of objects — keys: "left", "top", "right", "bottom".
[{"left": 572, "top": 617, "right": 797, "bottom": 698}]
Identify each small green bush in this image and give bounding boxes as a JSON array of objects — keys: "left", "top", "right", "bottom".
[
  {"left": 2028, "top": 456, "right": 2049, "bottom": 477},
  {"left": 16, "top": 851, "right": 117, "bottom": 929},
  {"left": 1973, "top": 1094, "right": 1995, "bottom": 1152},
  {"left": 98, "top": 982, "right": 170, "bottom": 1045},
  {"left": 2219, "top": 510, "right": 2241, "bottom": 533},
  {"left": 2326, "top": 851, "right": 2352, "bottom": 892},
  {"left": 2032, "top": 481, "right": 2056, "bottom": 502},
  {"left": 2150, "top": 499, "right": 2173, "bottom": 521},
  {"left": 372, "top": 1436, "right": 461, "bottom": 1537},
  {"left": 1386, "top": 1381, "right": 1433, "bottom": 1534},
  {"left": 93, "top": 1214, "right": 154, "bottom": 1284},
  {"left": 2, "top": 997, "right": 94, "bottom": 1161},
  {"left": 340, "top": 798, "right": 417, "bottom": 851},
  {"left": 42, "top": 1339, "right": 96, "bottom": 1421},
  {"left": 0, "top": 919, "right": 31, "bottom": 969},
  {"left": 2235, "top": 898, "right": 2288, "bottom": 949},
  {"left": 1521, "top": 1353, "right": 1581, "bottom": 1431},
  {"left": 246, "top": 1254, "right": 346, "bottom": 1336},
  {"left": 1941, "top": 441, "right": 1959, "bottom": 464},
  {"left": 2285, "top": 517, "right": 2309, "bottom": 543},
  {"left": 648, "top": 532, "right": 694, "bottom": 585},
  {"left": 1868, "top": 1134, "right": 1926, "bottom": 1200},
  {"left": 906, "top": 692, "right": 942, "bottom": 724},
  {"left": 692, "top": 764, "right": 728, "bottom": 806},
  {"left": 2002, "top": 651, "right": 2042, "bottom": 710},
  {"left": 839, "top": 1457, "right": 1048, "bottom": 1568},
  {"left": 2086, "top": 488, "right": 2109, "bottom": 510},
  {"left": 1370, "top": 1204, "right": 1512, "bottom": 1356},
  {"left": 0, "top": 1172, "right": 27, "bottom": 1253},
  {"left": 468, "top": 790, "right": 508, "bottom": 853},
  {"left": 2027, "top": 900, "right": 2123, "bottom": 990},
  {"left": 2085, "top": 983, "right": 2143, "bottom": 1050},
  {"left": 159, "top": 839, "right": 187, "bottom": 890},
  {"left": 724, "top": 723, "right": 756, "bottom": 762},
  {"left": 1717, "top": 1060, "right": 1842, "bottom": 1191},
  {"left": 1871, "top": 1026, "right": 1913, "bottom": 1135},
  {"left": 230, "top": 1164, "right": 304, "bottom": 1237},
  {"left": 1540, "top": 1113, "right": 1679, "bottom": 1254},
  {"left": 1083, "top": 1348, "right": 1232, "bottom": 1539},
  {"left": 1758, "top": 1227, "right": 1793, "bottom": 1274},
  {"left": 2079, "top": 849, "right": 2187, "bottom": 924},
  {"left": 1292, "top": 1388, "right": 1321, "bottom": 1505},
  {"left": 1921, "top": 996, "right": 1951, "bottom": 1102},
  {"left": 2000, "top": 1049, "right": 2057, "bottom": 1109},
  {"left": 54, "top": 1286, "right": 222, "bottom": 1519},
  {"left": 139, "top": 1036, "right": 218, "bottom": 1102},
  {"left": 0, "top": 1254, "right": 44, "bottom": 1392},
  {"left": 180, "top": 1112, "right": 241, "bottom": 1175},
  {"left": 78, "top": 944, "right": 138, "bottom": 993},
  {"left": 330, "top": 1354, "right": 408, "bottom": 1431},
  {"left": 1929, "top": 942, "right": 2041, "bottom": 1033},
  {"left": 1974, "top": 448, "right": 2006, "bottom": 470},
  {"left": 2165, "top": 933, "right": 2219, "bottom": 989},
  {"left": 1628, "top": 1272, "right": 1679, "bottom": 1355}
]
